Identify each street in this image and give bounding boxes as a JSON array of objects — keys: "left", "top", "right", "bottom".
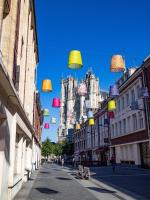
[
  {"left": 90, "top": 166, "right": 150, "bottom": 200},
  {"left": 14, "top": 163, "right": 124, "bottom": 200}
]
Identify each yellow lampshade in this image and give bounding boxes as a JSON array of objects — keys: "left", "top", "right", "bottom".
[
  {"left": 108, "top": 100, "right": 116, "bottom": 111},
  {"left": 42, "top": 79, "right": 52, "bottom": 92},
  {"left": 89, "top": 118, "right": 95, "bottom": 126},
  {"left": 76, "top": 123, "right": 81, "bottom": 130},
  {"left": 68, "top": 50, "right": 83, "bottom": 69},
  {"left": 110, "top": 55, "right": 125, "bottom": 72}
]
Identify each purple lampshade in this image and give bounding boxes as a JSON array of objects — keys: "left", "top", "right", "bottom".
[
  {"left": 109, "top": 84, "right": 119, "bottom": 97},
  {"left": 52, "top": 98, "right": 60, "bottom": 108}
]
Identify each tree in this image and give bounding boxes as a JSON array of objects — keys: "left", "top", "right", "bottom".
[
  {"left": 53, "top": 143, "right": 63, "bottom": 156},
  {"left": 42, "top": 138, "right": 54, "bottom": 158},
  {"left": 62, "top": 140, "right": 74, "bottom": 156}
]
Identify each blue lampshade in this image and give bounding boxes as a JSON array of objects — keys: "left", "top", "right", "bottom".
[
  {"left": 88, "top": 111, "right": 93, "bottom": 119},
  {"left": 109, "top": 84, "right": 119, "bottom": 97}
]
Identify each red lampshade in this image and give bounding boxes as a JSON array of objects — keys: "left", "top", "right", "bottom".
[
  {"left": 107, "top": 111, "right": 114, "bottom": 118},
  {"left": 52, "top": 98, "right": 60, "bottom": 108},
  {"left": 44, "top": 123, "right": 50, "bottom": 129}
]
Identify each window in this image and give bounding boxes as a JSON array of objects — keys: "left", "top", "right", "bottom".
[
  {"left": 127, "top": 116, "right": 130, "bottom": 132},
  {"left": 136, "top": 85, "right": 140, "bottom": 98},
  {"left": 126, "top": 93, "right": 129, "bottom": 106},
  {"left": 131, "top": 89, "right": 135, "bottom": 102},
  {"left": 111, "top": 124, "right": 114, "bottom": 136},
  {"left": 132, "top": 114, "right": 137, "bottom": 131},
  {"left": 138, "top": 112, "right": 144, "bottom": 129},
  {"left": 20, "top": 37, "right": 24, "bottom": 58},
  {"left": 118, "top": 100, "right": 121, "bottom": 112},
  {"left": 115, "top": 123, "right": 118, "bottom": 136},
  {"left": 123, "top": 119, "right": 126, "bottom": 134},
  {"left": 122, "top": 97, "right": 125, "bottom": 110},
  {"left": 119, "top": 121, "right": 122, "bottom": 135}
]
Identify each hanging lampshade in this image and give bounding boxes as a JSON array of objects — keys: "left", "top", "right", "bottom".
[
  {"left": 78, "top": 83, "right": 87, "bottom": 96},
  {"left": 42, "top": 79, "right": 52, "bottom": 92},
  {"left": 110, "top": 55, "right": 125, "bottom": 72},
  {"left": 109, "top": 84, "right": 119, "bottom": 97},
  {"left": 108, "top": 100, "right": 116, "bottom": 111},
  {"left": 51, "top": 117, "right": 56, "bottom": 124},
  {"left": 107, "top": 111, "right": 114, "bottom": 118},
  {"left": 52, "top": 98, "right": 60, "bottom": 108},
  {"left": 76, "top": 123, "right": 81, "bottom": 130},
  {"left": 89, "top": 118, "right": 95, "bottom": 126},
  {"left": 88, "top": 110, "right": 93, "bottom": 119},
  {"left": 68, "top": 50, "right": 83, "bottom": 69},
  {"left": 43, "top": 109, "right": 50, "bottom": 116},
  {"left": 44, "top": 123, "right": 50, "bottom": 129}
]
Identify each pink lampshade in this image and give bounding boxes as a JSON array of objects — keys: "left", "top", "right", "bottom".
[
  {"left": 52, "top": 98, "right": 60, "bottom": 108},
  {"left": 44, "top": 123, "right": 50, "bottom": 129}
]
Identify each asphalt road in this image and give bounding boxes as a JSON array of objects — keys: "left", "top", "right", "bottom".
[{"left": 90, "top": 166, "right": 150, "bottom": 200}]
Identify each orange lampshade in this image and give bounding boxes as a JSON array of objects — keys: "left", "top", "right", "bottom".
[
  {"left": 42, "top": 79, "right": 52, "bottom": 92},
  {"left": 110, "top": 55, "right": 125, "bottom": 72},
  {"left": 76, "top": 123, "right": 81, "bottom": 130}
]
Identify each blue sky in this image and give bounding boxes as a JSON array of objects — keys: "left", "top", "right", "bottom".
[{"left": 35, "top": 0, "right": 150, "bottom": 142}]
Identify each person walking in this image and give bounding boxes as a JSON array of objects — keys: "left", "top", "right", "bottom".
[
  {"left": 61, "top": 158, "right": 64, "bottom": 167},
  {"left": 110, "top": 154, "right": 116, "bottom": 174}
]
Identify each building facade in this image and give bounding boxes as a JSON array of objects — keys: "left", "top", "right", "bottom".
[
  {"left": 58, "top": 70, "right": 108, "bottom": 141},
  {"left": 74, "top": 65, "right": 150, "bottom": 168},
  {"left": 110, "top": 68, "right": 148, "bottom": 167},
  {"left": 74, "top": 101, "right": 109, "bottom": 166},
  {"left": 0, "top": 1, "right": 40, "bottom": 200},
  {"left": 32, "top": 91, "right": 43, "bottom": 170}
]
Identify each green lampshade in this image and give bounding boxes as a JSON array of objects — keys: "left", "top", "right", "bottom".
[{"left": 43, "top": 109, "right": 50, "bottom": 116}]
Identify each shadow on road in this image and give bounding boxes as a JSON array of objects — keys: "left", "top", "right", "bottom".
[
  {"left": 86, "top": 187, "right": 116, "bottom": 194},
  {"left": 35, "top": 187, "right": 59, "bottom": 194},
  {"left": 56, "top": 177, "right": 72, "bottom": 180},
  {"left": 40, "top": 171, "right": 51, "bottom": 174}
]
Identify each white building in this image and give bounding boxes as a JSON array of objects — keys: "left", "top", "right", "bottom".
[
  {"left": 110, "top": 68, "right": 148, "bottom": 167},
  {"left": 58, "top": 70, "right": 108, "bottom": 142},
  {"left": 0, "top": 1, "right": 40, "bottom": 200}
]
